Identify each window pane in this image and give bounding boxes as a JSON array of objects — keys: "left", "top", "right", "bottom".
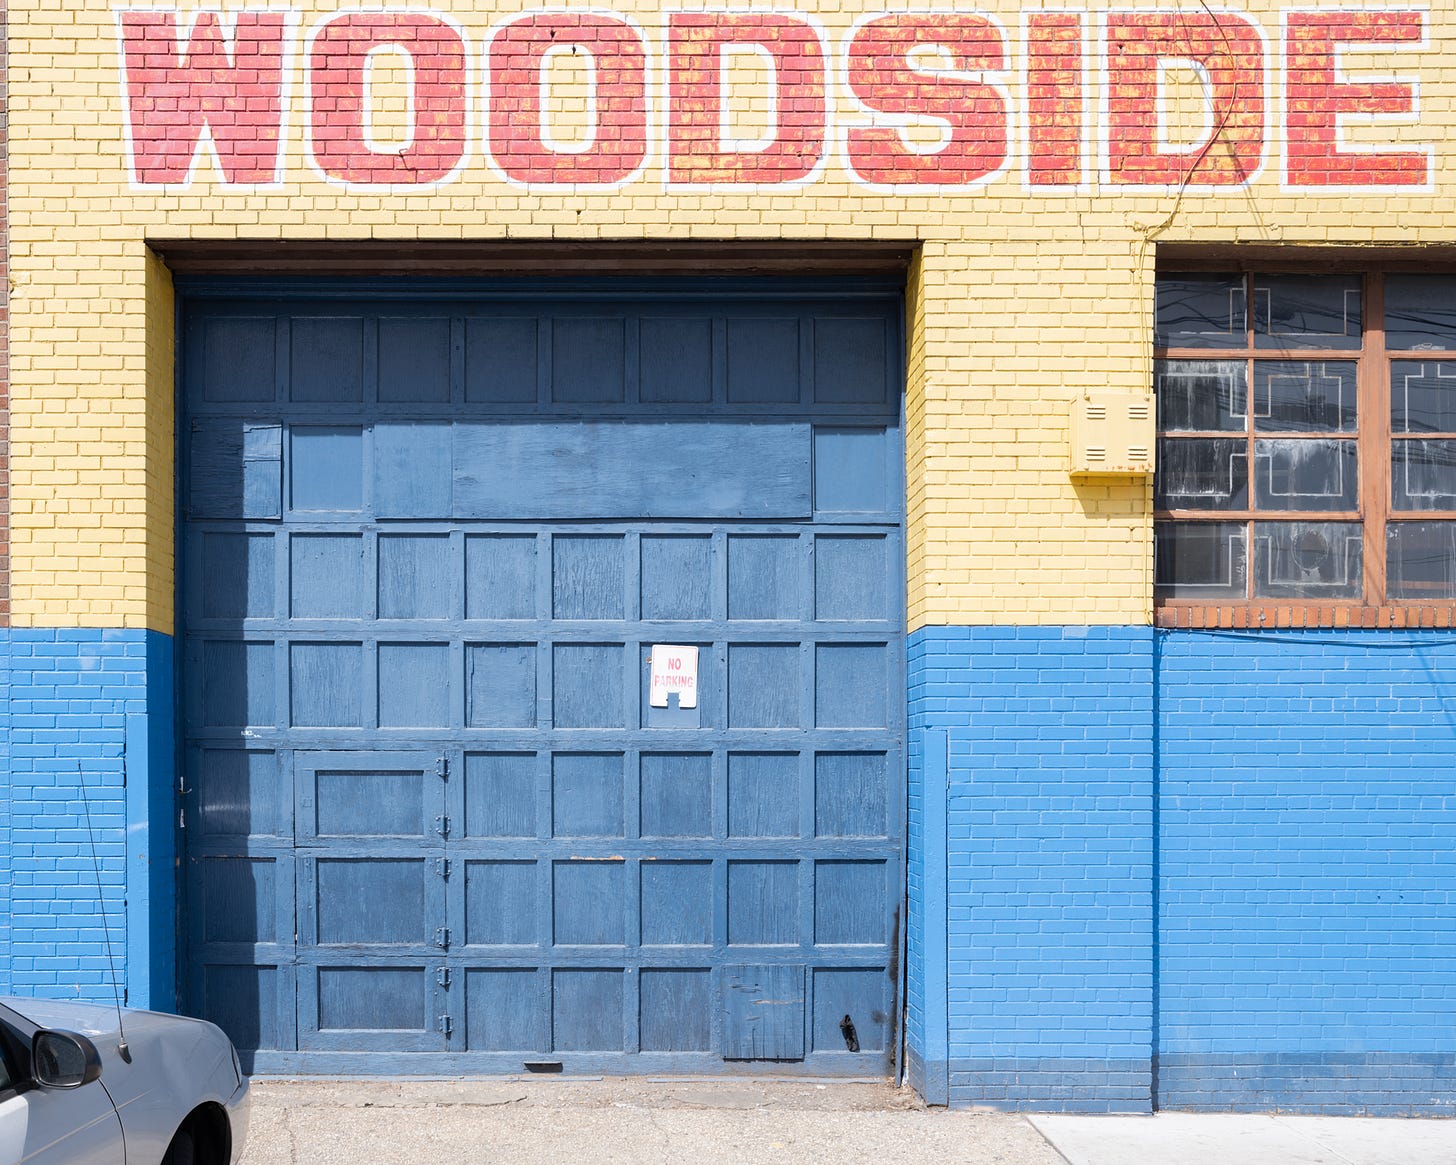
[
  {"left": 1386, "top": 276, "right": 1456, "bottom": 350},
  {"left": 1155, "top": 359, "right": 1246, "bottom": 432},
  {"left": 1253, "top": 521, "right": 1362, "bottom": 599},
  {"left": 1253, "top": 360, "right": 1357, "bottom": 433},
  {"left": 1156, "top": 439, "right": 1247, "bottom": 510},
  {"left": 1391, "top": 438, "right": 1456, "bottom": 510},
  {"left": 1390, "top": 360, "right": 1456, "bottom": 433},
  {"left": 1253, "top": 439, "right": 1358, "bottom": 511},
  {"left": 1387, "top": 521, "right": 1456, "bottom": 600},
  {"left": 1155, "top": 274, "right": 1246, "bottom": 349},
  {"left": 1252, "top": 275, "right": 1361, "bottom": 350},
  {"left": 1154, "top": 522, "right": 1247, "bottom": 599}
]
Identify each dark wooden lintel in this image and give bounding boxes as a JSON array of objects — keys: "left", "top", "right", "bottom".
[{"left": 151, "top": 238, "right": 917, "bottom": 277}]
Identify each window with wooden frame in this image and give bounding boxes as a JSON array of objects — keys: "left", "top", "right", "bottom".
[{"left": 1154, "top": 271, "right": 1456, "bottom": 627}]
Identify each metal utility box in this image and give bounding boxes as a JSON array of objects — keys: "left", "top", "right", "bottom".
[{"left": 1070, "top": 392, "right": 1155, "bottom": 475}]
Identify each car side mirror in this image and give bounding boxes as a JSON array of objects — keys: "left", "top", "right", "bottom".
[{"left": 31, "top": 1030, "right": 103, "bottom": 1089}]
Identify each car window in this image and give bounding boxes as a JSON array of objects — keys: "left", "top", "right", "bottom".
[{"left": 0, "top": 1013, "right": 28, "bottom": 1095}]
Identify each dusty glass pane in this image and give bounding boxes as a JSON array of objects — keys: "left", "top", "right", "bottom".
[
  {"left": 1387, "top": 521, "right": 1456, "bottom": 599},
  {"left": 1390, "top": 361, "right": 1456, "bottom": 433},
  {"left": 1253, "top": 522, "right": 1363, "bottom": 599},
  {"left": 1155, "top": 274, "right": 1246, "bottom": 349},
  {"left": 1154, "top": 522, "right": 1247, "bottom": 599},
  {"left": 1156, "top": 439, "right": 1247, "bottom": 510},
  {"left": 1253, "top": 361, "right": 1357, "bottom": 432},
  {"left": 1253, "top": 439, "right": 1358, "bottom": 511},
  {"left": 1156, "top": 360, "right": 1246, "bottom": 432},
  {"left": 1391, "top": 438, "right": 1456, "bottom": 510},
  {"left": 1252, "top": 275, "right": 1361, "bottom": 350},
  {"left": 1386, "top": 276, "right": 1456, "bottom": 350}
]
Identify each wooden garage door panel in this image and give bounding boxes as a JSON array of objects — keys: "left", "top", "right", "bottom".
[{"left": 371, "top": 421, "right": 812, "bottom": 520}]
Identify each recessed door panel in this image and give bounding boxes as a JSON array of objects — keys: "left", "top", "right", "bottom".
[
  {"left": 295, "top": 753, "right": 442, "bottom": 845},
  {"left": 298, "top": 964, "right": 447, "bottom": 1052}
]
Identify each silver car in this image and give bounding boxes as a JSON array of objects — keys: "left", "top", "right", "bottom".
[{"left": 0, "top": 997, "right": 248, "bottom": 1164}]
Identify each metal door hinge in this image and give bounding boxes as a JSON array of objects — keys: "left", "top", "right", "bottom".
[
  {"left": 436, "top": 967, "right": 451, "bottom": 988},
  {"left": 436, "top": 858, "right": 450, "bottom": 880},
  {"left": 434, "top": 814, "right": 450, "bottom": 838},
  {"left": 434, "top": 926, "right": 451, "bottom": 949},
  {"left": 435, "top": 756, "right": 449, "bottom": 780},
  {"left": 438, "top": 1014, "right": 453, "bottom": 1039}
]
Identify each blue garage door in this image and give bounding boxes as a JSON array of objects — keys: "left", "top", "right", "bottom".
[{"left": 179, "top": 280, "right": 905, "bottom": 1074}]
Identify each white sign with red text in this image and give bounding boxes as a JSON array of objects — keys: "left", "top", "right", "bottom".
[{"left": 650, "top": 646, "right": 699, "bottom": 709}]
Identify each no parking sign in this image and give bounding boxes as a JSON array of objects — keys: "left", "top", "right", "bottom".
[{"left": 649, "top": 645, "right": 699, "bottom": 709}]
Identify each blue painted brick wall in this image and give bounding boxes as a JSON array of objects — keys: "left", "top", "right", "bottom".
[
  {"left": 3, "top": 615, "right": 1450, "bottom": 1113},
  {"left": 905, "top": 631, "right": 928, "bottom": 1092},
  {"left": 909, "top": 625, "right": 1156, "bottom": 1112},
  {"left": 0, "top": 629, "right": 10, "bottom": 996},
  {"left": 5, "top": 628, "right": 165, "bottom": 1005},
  {"left": 1157, "top": 629, "right": 1456, "bottom": 1114}
]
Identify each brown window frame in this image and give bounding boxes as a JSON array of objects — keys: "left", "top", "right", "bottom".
[{"left": 1154, "top": 268, "right": 1456, "bottom": 629}]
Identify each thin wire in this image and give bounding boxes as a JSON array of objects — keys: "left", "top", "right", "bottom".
[
  {"left": 1156, "top": 627, "right": 1456, "bottom": 649},
  {"left": 78, "top": 761, "right": 130, "bottom": 1054},
  {"left": 1138, "top": 0, "right": 1246, "bottom": 246},
  {"left": 1133, "top": 0, "right": 1245, "bottom": 367},
  {"left": 1135, "top": 1, "right": 1252, "bottom": 614}
]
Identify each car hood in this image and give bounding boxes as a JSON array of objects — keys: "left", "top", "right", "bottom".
[
  {"left": 2, "top": 996, "right": 235, "bottom": 1101},
  {"left": 2, "top": 996, "right": 219, "bottom": 1047},
  {"left": 2, "top": 996, "right": 129, "bottom": 1038}
]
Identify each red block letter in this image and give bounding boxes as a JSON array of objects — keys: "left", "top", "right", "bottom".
[
  {"left": 487, "top": 14, "right": 647, "bottom": 186},
  {"left": 844, "top": 15, "right": 1009, "bottom": 187},
  {"left": 1284, "top": 10, "right": 1427, "bottom": 187},
  {"left": 1106, "top": 12, "right": 1265, "bottom": 186},
  {"left": 667, "top": 14, "right": 827, "bottom": 185},
  {"left": 119, "top": 9, "right": 289, "bottom": 186},
  {"left": 1026, "top": 12, "right": 1085, "bottom": 187},
  {"left": 308, "top": 12, "right": 466, "bottom": 186}
]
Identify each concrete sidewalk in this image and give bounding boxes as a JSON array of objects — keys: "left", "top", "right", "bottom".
[
  {"left": 1031, "top": 1112, "right": 1456, "bottom": 1165},
  {"left": 237, "top": 1078, "right": 1456, "bottom": 1165}
]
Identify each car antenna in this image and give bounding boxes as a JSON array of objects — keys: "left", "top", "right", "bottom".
[{"left": 78, "top": 760, "right": 132, "bottom": 1063}]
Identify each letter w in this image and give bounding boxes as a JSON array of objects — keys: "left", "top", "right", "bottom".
[{"left": 119, "top": 10, "right": 290, "bottom": 185}]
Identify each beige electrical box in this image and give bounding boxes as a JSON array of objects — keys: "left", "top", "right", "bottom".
[{"left": 1070, "top": 392, "right": 1156, "bottom": 475}]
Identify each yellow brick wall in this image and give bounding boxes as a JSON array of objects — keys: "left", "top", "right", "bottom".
[
  {"left": 9, "top": 0, "right": 1456, "bottom": 630},
  {"left": 906, "top": 241, "right": 1154, "bottom": 628}
]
